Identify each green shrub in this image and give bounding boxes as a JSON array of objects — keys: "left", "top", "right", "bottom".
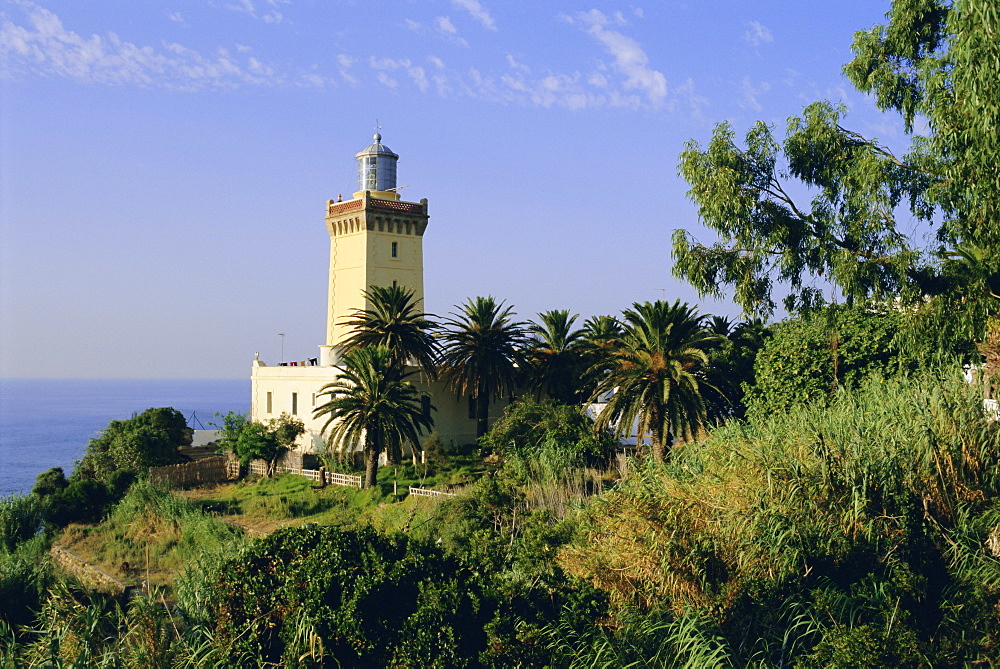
[
  {"left": 0, "top": 495, "right": 42, "bottom": 553},
  {"left": 207, "top": 525, "right": 493, "bottom": 667},
  {"left": 745, "top": 304, "right": 908, "bottom": 416}
]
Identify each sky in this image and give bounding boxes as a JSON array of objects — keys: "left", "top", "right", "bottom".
[{"left": 0, "top": 0, "right": 911, "bottom": 379}]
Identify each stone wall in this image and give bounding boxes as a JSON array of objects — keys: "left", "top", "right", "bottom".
[{"left": 50, "top": 545, "right": 127, "bottom": 595}]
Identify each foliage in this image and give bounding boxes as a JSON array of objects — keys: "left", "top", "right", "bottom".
[
  {"left": 315, "top": 346, "right": 433, "bottom": 488},
  {"left": 703, "top": 318, "right": 771, "bottom": 422},
  {"left": 672, "top": 0, "right": 1000, "bottom": 342},
  {"left": 216, "top": 411, "right": 304, "bottom": 473},
  {"left": 74, "top": 407, "right": 191, "bottom": 483},
  {"left": 482, "top": 398, "right": 615, "bottom": 466},
  {"left": 31, "top": 467, "right": 68, "bottom": 498},
  {"left": 439, "top": 296, "right": 528, "bottom": 439},
  {"left": 339, "top": 283, "right": 440, "bottom": 378},
  {"left": 0, "top": 494, "right": 43, "bottom": 553},
  {"left": 205, "top": 524, "right": 492, "bottom": 667},
  {"left": 589, "top": 300, "right": 722, "bottom": 461},
  {"left": 524, "top": 309, "right": 588, "bottom": 404},
  {"left": 744, "top": 304, "right": 908, "bottom": 416},
  {"left": 56, "top": 480, "right": 245, "bottom": 599},
  {"left": 0, "top": 535, "right": 53, "bottom": 634},
  {"left": 0, "top": 495, "right": 51, "bottom": 633},
  {"left": 560, "top": 369, "right": 1000, "bottom": 664}
]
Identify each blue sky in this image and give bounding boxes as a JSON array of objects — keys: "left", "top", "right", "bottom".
[{"left": 0, "top": 1, "right": 908, "bottom": 379}]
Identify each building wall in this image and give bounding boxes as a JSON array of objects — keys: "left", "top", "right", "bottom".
[
  {"left": 251, "top": 360, "right": 509, "bottom": 454},
  {"left": 325, "top": 193, "right": 427, "bottom": 347}
]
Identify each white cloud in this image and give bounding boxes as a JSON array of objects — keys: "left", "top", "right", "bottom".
[
  {"left": 433, "top": 16, "right": 468, "bottom": 46},
  {"left": 225, "top": 0, "right": 284, "bottom": 24},
  {"left": 368, "top": 56, "right": 430, "bottom": 92},
  {"left": 427, "top": 55, "right": 446, "bottom": 69},
  {"left": 435, "top": 16, "right": 457, "bottom": 34},
  {"left": 571, "top": 9, "right": 667, "bottom": 107},
  {"left": 167, "top": 12, "right": 184, "bottom": 24},
  {"left": 632, "top": 7, "right": 645, "bottom": 19},
  {"left": 587, "top": 71, "right": 607, "bottom": 88},
  {"left": 450, "top": 0, "right": 497, "bottom": 31},
  {"left": 0, "top": 1, "right": 316, "bottom": 90},
  {"left": 505, "top": 53, "right": 530, "bottom": 74},
  {"left": 404, "top": 19, "right": 422, "bottom": 32},
  {"left": 744, "top": 20, "right": 773, "bottom": 47},
  {"left": 739, "top": 76, "right": 771, "bottom": 111}
]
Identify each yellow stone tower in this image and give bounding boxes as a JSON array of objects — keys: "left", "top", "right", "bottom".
[{"left": 322, "top": 133, "right": 429, "bottom": 357}]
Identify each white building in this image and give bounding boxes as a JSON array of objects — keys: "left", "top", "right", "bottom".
[{"left": 250, "top": 134, "right": 507, "bottom": 454}]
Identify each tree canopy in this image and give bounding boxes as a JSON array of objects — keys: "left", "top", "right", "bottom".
[{"left": 672, "top": 0, "right": 1000, "bottom": 332}]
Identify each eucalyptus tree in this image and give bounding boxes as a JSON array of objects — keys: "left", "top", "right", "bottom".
[
  {"left": 671, "top": 0, "right": 1000, "bottom": 340},
  {"left": 589, "top": 300, "right": 722, "bottom": 462},
  {"left": 438, "top": 296, "right": 527, "bottom": 440},
  {"left": 525, "top": 309, "right": 587, "bottom": 404},
  {"left": 339, "top": 284, "right": 439, "bottom": 379},
  {"left": 314, "top": 346, "right": 433, "bottom": 488}
]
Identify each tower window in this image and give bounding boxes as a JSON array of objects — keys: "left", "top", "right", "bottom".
[
  {"left": 391, "top": 241, "right": 398, "bottom": 258},
  {"left": 291, "top": 393, "right": 298, "bottom": 415},
  {"left": 266, "top": 392, "right": 272, "bottom": 414}
]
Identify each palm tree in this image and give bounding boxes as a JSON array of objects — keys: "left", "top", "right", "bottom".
[
  {"left": 579, "top": 315, "right": 624, "bottom": 401},
  {"left": 706, "top": 315, "right": 735, "bottom": 338},
  {"left": 525, "top": 309, "right": 587, "bottom": 404},
  {"left": 339, "top": 284, "right": 439, "bottom": 378},
  {"left": 438, "top": 296, "right": 527, "bottom": 440},
  {"left": 589, "top": 300, "right": 721, "bottom": 462},
  {"left": 314, "top": 346, "right": 433, "bottom": 488}
]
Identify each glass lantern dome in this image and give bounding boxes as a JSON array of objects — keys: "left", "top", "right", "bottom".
[{"left": 355, "top": 133, "right": 399, "bottom": 192}]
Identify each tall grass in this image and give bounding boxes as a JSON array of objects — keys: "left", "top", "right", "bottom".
[
  {"left": 560, "top": 369, "right": 1000, "bottom": 663},
  {"left": 58, "top": 480, "right": 244, "bottom": 592}
]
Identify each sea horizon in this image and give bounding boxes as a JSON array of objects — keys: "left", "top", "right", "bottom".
[{"left": 0, "top": 377, "right": 250, "bottom": 497}]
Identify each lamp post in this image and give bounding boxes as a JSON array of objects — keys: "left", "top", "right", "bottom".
[{"left": 279, "top": 333, "right": 285, "bottom": 364}]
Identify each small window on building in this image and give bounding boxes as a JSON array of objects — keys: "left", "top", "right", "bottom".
[
  {"left": 291, "top": 392, "right": 298, "bottom": 415},
  {"left": 468, "top": 395, "right": 476, "bottom": 420},
  {"left": 311, "top": 393, "right": 316, "bottom": 407},
  {"left": 391, "top": 241, "right": 398, "bottom": 258},
  {"left": 266, "top": 392, "right": 272, "bottom": 414},
  {"left": 421, "top": 395, "right": 432, "bottom": 421},
  {"left": 392, "top": 280, "right": 397, "bottom": 288}
]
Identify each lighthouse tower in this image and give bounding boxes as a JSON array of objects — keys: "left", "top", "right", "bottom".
[
  {"left": 321, "top": 133, "right": 429, "bottom": 359},
  {"left": 253, "top": 131, "right": 498, "bottom": 453}
]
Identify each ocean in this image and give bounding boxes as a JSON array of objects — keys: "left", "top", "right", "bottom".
[{"left": 0, "top": 378, "right": 249, "bottom": 497}]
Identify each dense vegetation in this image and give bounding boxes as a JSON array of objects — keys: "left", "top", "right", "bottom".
[{"left": 4, "top": 1, "right": 1000, "bottom": 665}]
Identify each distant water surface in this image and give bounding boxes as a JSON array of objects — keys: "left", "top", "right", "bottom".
[{"left": 0, "top": 378, "right": 248, "bottom": 497}]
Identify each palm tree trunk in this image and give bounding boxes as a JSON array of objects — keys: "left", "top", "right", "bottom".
[
  {"left": 651, "top": 424, "right": 666, "bottom": 463},
  {"left": 364, "top": 450, "right": 378, "bottom": 489},
  {"left": 363, "top": 431, "right": 379, "bottom": 489}
]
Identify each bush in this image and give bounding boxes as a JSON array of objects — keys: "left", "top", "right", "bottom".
[
  {"left": 74, "top": 407, "right": 191, "bottom": 483},
  {"left": 481, "top": 399, "right": 616, "bottom": 465},
  {"left": 745, "top": 304, "right": 907, "bottom": 416},
  {"left": 0, "top": 495, "right": 43, "bottom": 553},
  {"left": 206, "top": 525, "right": 492, "bottom": 667}
]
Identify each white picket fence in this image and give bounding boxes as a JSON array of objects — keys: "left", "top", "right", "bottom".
[
  {"left": 247, "top": 461, "right": 361, "bottom": 488},
  {"left": 246, "top": 460, "right": 454, "bottom": 497},
  {"left": 408, "top": 487, "right": 455, "bottom": 498}
]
